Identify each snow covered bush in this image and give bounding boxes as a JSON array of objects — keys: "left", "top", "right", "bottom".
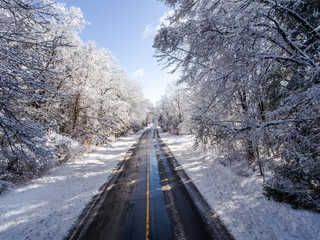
[
  {"left": 47, "top": 132, "right": 83, "bottom": 164},
  {"left": 264, "top": 163, "right": 320, "bottom": 213}
]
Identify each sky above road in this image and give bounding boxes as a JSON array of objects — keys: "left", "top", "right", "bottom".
[{"left": 58, "top": 0, "right": 177, "bottom": 104}]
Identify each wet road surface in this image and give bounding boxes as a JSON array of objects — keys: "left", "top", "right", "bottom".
[{"left": 68, "top": 127, "right": 234, "bottom": 240}]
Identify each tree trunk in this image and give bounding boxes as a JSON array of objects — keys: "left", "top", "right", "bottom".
[
  {"left": 72, "top": 94, "right": 81, "bottom": 131},
  {"left": 238, "top": 89, "right": 255, "bottom": 162}
]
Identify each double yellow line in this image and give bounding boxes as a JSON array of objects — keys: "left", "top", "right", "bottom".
[{"left": 146, "top": 135, "right": 150, "bottom": 240}]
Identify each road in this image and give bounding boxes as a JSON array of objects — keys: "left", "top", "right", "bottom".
[{"left": 68, "top": 127, "right": 233, "bottom": 240}]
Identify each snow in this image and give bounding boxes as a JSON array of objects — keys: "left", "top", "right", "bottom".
[
  {"left": 0, "top": 130, "right": 145, "bottom": 240},
  {"left": 1, "top": 128, "right": 319, "bottom": 240},
  {"left": 160, "top": 132, "right": 320, "bottom": 240}
]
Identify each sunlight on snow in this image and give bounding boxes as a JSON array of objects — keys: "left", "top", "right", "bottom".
[{"left": 1, "top": 202, "right": 47, "bottom": 232}]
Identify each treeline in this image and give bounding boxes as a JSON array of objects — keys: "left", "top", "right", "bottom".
[
  {"left": 0, "top": 0, "right": 149, "bottom": 186},
  {"left": 155, "top": 0, "right": 320, "bottom": 212}
]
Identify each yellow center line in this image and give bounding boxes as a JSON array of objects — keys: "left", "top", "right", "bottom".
[{"left": 146, "top": 136, "right": 150, "bottom": 240}]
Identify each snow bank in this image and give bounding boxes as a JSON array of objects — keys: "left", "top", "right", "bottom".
[
  {"left": 160, "top": 132, "right": 320, "bottom": 240},
  {"left": 0, "top": 130, "right": 144, "bottom": 240}
]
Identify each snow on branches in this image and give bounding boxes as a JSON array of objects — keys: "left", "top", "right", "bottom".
[
  {"left": 0, "top": 0, "right": 148, "bottom": 185},
  {"left": 154, "top": 0, "right": 320, "bottom": 211}
]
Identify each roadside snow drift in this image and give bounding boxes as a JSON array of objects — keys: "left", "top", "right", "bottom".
[
  {"left": 0, "top": 130, "right": 144, "bottom": 240},
  {"left": 160, "top": 132, "right": 320, "bottom": 240}
]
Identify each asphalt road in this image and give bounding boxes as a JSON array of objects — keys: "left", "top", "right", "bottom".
[{"left": 68, "top": 127, "right": 234, "bottom": 240}]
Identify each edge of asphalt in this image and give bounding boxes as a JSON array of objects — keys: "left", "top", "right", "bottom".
[{"left": 156, "top": 130, "right": 235, "bottom": 240}]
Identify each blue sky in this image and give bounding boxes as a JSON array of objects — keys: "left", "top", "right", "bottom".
[{"left": 58, "top": 0, "right": 177, "bottom": 103}]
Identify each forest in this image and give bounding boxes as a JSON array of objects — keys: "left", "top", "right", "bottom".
[
  {"left": 0, "top": 0, "right": 319, "bottom": 213},
  {"left": 155, "top": 0, "right": 320, "bottom": 212},
  {"left": 0, "top": 0, "right": 151, "bottom": 189}
]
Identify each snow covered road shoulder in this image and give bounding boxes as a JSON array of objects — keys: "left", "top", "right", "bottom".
[
  {"left": 0, "top": 130, "right": 145, "bottom": 240},
  {"left": 160, "top": 132, "right": 320, "bottom": 240}
]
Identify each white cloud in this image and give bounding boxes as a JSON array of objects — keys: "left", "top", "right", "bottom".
[
  {"left": 143, "top": 24, "right": 155, "bottom": 39},
  {"left": 132, "top": 69, "right": 145, "bottom": 78},
  {"left": 142, "top": 10, "right": 175, "bottom": 39}
]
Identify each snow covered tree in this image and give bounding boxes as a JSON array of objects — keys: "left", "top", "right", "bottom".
[
  {"left": 155, "top": 0, "right": 320, "bottom": 211},
  {"left": 157, "top": 82, "right": 187, "bottom": 135},
  {"left": 0, "top": 1, "right": 148, "bottom": 187},
  {"left": 54, "top": 40, "right": 148, "bottom": 146},
  {"left": 0, "top": 0, "right": 75, "bottom": 178}
]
